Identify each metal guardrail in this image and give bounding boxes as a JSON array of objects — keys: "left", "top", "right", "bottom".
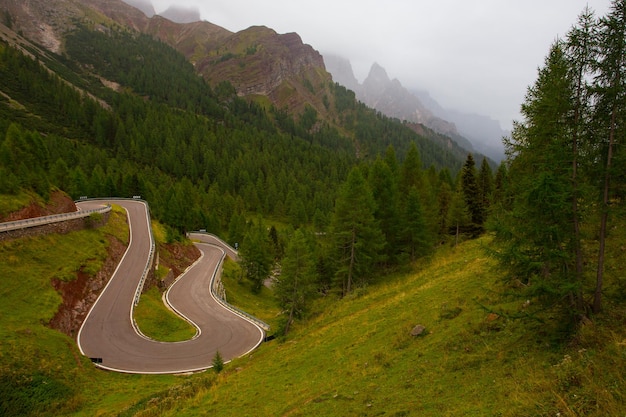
[
  {"left": 0, "top": 204, "right": 112, "bottom": 232},
  {"left": 134, "top": 202, "right": 155, "bottom": 307},
  {"left": 190, "top": 231, "right": 270, "bottom": 332}
]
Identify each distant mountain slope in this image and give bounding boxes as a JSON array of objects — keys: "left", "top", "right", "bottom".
[
  {"left": 413, "top": 90, "right": 507, "bottom": 162},
  {"left": 325, "top": 54, "right": 506, "bottom": 161}
]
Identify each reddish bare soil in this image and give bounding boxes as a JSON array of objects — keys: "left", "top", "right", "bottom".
[
  {"left": 160, "top": 242, "right": 201, "bottom": 277},
  {"left": 49, "top": 235, "right": 127, "bottom": 337},
  {"left": 1, "top": 191, "right": 77, "bottom": 222}
]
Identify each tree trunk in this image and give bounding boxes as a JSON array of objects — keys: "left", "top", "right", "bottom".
[
  {"left": 572, "top": 71, "right": 585, "bottom": 315},
  {"left": 594, "top": 105, "right": 617, "bottom": 314},
  {"left": 347, "top": 228, "right": 356, "bottom": 295}
]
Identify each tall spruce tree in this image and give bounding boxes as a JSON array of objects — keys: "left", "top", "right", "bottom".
[
  {"left": 274, "top": 229, "right": 317, "bottom": 335},
  {"left": 401, "top": 187, "right": 431, "bottom": 260},
  {"left": 478, "top": 157, "right": 493, "bottom": 218},
  {"left": 368, "top": 157, "right": 400, "bottom": 264},
  {"left": 565, "top": 6, "right": 598, "bottom": 314},
  {"left": 497, "top": 41, "right": 584, "bottom": 322},
  {"left": 330, "top": 167, "right": 384, "bottom": 296},
  {"left": 239, "top": 218, "right": 274, "bottom": 293},
  {"left": 447, "top": 186, "right": 471, "bottom": 246},
  {"left": 460, "top": 154, "right": 483, "bottom": 235},
  {"left": 592, "top": 0, "right": 626, "bottom": 313}
]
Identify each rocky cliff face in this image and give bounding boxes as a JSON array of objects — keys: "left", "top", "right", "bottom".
[
  {"left": 323, "top": 54, "right": 360, "bottom": 93},
  {"left": 195, "top": 26, "right": 330, "bottom": 113}
]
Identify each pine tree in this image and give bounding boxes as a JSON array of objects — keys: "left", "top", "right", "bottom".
[
  {"left": 330, "top": 167, "right": 384, "bottom": 296},
  {"left": 399, "top": 142, "right": 423, "bottom": 196},
  {"left": 239, "top": 218, "right": 274, "bottom": 293},
  {"left": 591, "top": 0, "right": 626, "bottom": 313},
  {"left": 497, "top": 41, "right": 583, "bottom": 322},
  {"left": 477, "top": 157, "right": 493, "bottom": 217},
  {"left": 401, "top": 187, "right": 431, "bottom": 260},
  {"left": 447, "top": 187, "right": 471, "bottom": 246},
  {"left": 212, "top": 350, "right": 224, "bottom": 373},
  {"left": 368, "top": 157, "right": 400, "bottom": 264},
  {"left": 274, "top": 229, "right": 317, "bottom": 335},
  {"left": 460, "top": 154, "right": 483, "bottom": 235},
  {"left": 565, "top": 6, "right": 598, "bottom": 314}
]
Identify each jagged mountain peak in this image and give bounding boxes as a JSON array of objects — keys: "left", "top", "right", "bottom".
[
  {"left": 322, "top": 53, "right": 360, "bottom": 92},
  {"left": 366, "top": 62, "right": 390, "bottom": 82},
  {"left": 329, "top": 59, "right": 460, "bottom": 139}
]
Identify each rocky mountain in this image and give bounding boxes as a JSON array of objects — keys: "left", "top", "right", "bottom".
[
  {"left": 324, "top": 54, "right": 506, "bottom": 161},
  {"left": 1, "top": 0, "right": 330, "bottom": 118}
]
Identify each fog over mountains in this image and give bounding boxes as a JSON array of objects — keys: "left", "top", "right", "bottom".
[
  {"left": 121, "top": 0, "right": 507, "bottom": 161},
  {"left": 123, "top": 0, "right": 201, "bottom": 23},
  {"left": 324, "top": 54, "right": 507, "bottom": 162}
]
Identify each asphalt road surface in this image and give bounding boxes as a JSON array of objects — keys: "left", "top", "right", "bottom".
[{"left": 76, "top": 199, "right": 264, "bottom": 374}]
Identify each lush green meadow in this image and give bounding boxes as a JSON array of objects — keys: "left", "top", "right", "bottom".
[{"left": 161, "top": 229, "right": 626, "bottom": 416}]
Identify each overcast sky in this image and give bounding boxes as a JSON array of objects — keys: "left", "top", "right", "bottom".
[{"left": 149, "top": 0, "right": 613, "bottom": 130}]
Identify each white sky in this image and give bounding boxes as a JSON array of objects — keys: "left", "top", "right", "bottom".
[{"left": 149, "top": 0, "right": 613, "bottom": 130}]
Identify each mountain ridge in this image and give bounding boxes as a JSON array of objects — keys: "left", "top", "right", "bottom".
[{"left": 324, "top": 53, "right": 506, "bottom": 161}]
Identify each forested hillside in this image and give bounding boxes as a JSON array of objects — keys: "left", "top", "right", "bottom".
[{"left": 0, "top": 16, "right": 473, "bottom": 240}]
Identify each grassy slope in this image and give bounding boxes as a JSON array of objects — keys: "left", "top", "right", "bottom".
[{"left": 157, "top": 230, "right": 626, "bottom": 417}]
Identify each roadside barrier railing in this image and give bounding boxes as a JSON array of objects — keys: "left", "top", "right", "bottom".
[
  {"left": 190, "top": 231, "right": 270, "bottom": 332},
  {"left": 0, "top": 204, "right": 112, "bottom": 232}
]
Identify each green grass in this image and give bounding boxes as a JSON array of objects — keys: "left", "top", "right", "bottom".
[
  {"left": 220, "top": 258, "right": 281, "bottom": 329},
  {"left": 0, "top": 191, "right": 36, "bottom": 218},
  {"left": 134, "top": 287, "right": 197, "bottom": 342}
]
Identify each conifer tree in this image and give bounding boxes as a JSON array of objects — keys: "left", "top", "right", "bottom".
[
  {"left": 447, "top": 187, "right": 471, "bottom": 246},
  {"left": 239, "top": 218, "right": 274, "bottom": 293},
  {"left": 368, "top": 157, "right": 400, "bottom": 264},
  {"left": 399, "top": 142, "right": 423, "bottom": 196},
  {"left": 275, "top": 229, "right": 317, "bottom": 335},
  {"left": 565, "top": 6, "right": 598, "bottom": 314},
  {"left": 460, "top": 154, "right": 483, "bottom": 235},
  {"left": 497, "top": 41, "right": 584, "bottom": 321},
  {"left": 330, "top": 167, "right": 384, "bottom": 296},
  {"left": 591, "top": 0, "right": 626, "bottom": 313},
  {"left": 401, "top": 187, "right": 431, "bottom": 260},
  {"left": 478, "top": 157, "right": 493, "bottom": 217}
]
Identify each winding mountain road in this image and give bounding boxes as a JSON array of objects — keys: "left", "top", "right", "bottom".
[{"left": 76, "top": 199, "right": 264, "bottom": 374}]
